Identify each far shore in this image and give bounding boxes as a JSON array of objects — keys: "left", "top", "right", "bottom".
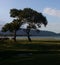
[{"left": 0, "top": 36, "right": 60, "bottom": 41}]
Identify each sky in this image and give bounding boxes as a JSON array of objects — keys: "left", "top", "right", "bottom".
[{"left": 0, "top": 0, "right": 60, "bottom": 33}]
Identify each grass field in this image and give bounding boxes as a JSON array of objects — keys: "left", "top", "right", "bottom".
[
  {"left": 0, "top": 39, "right": 60, "bottom": 65},
  {"left": 0, "top": 39, "right": 60, "bottom": 51},
  {"left": 0, "top": 51, "right": 60, "bottom": 65}
]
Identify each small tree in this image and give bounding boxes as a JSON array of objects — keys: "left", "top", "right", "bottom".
[{"left": 2, "top": 19, "right": 21, "bottom": 42}]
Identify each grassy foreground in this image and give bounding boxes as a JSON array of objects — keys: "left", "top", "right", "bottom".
[
  {"left": 0, "top": 39, "right": 60, "bottom": 51},
  {"left": 0, "top": 39, "right": 60, "bottom": 65}
]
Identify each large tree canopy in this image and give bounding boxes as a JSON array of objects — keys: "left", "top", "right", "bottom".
[
  {"left": 2, "top": 8, "right": 48, "bottom": 42},
  {"left": 10, "top": 8, "right": 47, "bottom": 26}
]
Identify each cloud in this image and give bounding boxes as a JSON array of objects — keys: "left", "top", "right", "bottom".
[
  {"left": 43, "top": 8, "right": 60, "bottom": 17},
  {"left": 40, "top": 22, "right": 60, "bottom": 33}
]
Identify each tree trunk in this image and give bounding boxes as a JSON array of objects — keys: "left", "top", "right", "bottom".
[
  {"left": 27, "top": 32, "right": 31, "bottom": 42},
  {"left": 26, "top": 29, "right": 32, "bottom": 42},
  {"left": 13, "top": 30, "right": 16, "bottom": 42}
]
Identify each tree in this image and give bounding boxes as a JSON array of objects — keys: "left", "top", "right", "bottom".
[
  {"left": 2, "top": 9, "right": 23, "bottom": 42},
  {"left": 20, "top": 8, "right": 48, "bottom": 41},
  {"left": 2, "top": 8, "right": 48, "bottom": 42},
  {"left": 2, "top": 19, "right": 21, "bottom": 42}
]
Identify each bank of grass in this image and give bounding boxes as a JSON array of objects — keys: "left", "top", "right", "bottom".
[
  {"left": 0, "top": 39, "right": 60, "bottom": 51},
  {"left": 0, "top": 39, "right": 60, "bottom": 65},
  {"left": 0, "top": 52, "right": 60, "bottom": 65}
]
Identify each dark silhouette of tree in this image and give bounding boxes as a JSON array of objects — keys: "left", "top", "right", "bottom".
[
  {"left": 2, "top": 8, "right": 48, "bottom": 42},
  {"left": 2, "top": 19, "right": 21, "bottom": 42},
  {"left": 20, "top": 8, "right": 48, "bottom": 41}
]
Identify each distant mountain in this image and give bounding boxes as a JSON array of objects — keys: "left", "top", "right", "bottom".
[{"left": 0, "top": 29, "right": 60, "bottom": 36}]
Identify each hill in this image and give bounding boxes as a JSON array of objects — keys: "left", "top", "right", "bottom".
[{"left": 0, "top": 29, "right": 60, "bottom": 36}]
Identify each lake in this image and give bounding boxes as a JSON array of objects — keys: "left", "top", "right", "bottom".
[
  {"left": 12, "top": 36, "right": 60, "bottom": 40},
  {"left": 0, "top": 36, "right": 60, "bottom": 40}
]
